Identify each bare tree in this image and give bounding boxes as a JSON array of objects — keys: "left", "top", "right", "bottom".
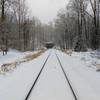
[{"left": 89, "top": 0, "right": 100, "bottom": 49}]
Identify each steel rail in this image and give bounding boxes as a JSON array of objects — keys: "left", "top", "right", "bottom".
[
  {"left": 55, "top": 51, "right": 78, "bottom": 100},
  {"left": 25, "top": 51, "right": 51, "bottom": 100}
]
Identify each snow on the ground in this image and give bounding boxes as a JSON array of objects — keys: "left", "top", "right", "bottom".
[
  {"left": 71, "top": 50, "right": 100, "bottom": 70},
  {"left": 29, "top": 50, "right": 74, "bottom": 100},
  {"left": 0, "top": 49, "right": 36, "bottom": 66},
  {"left": 0, "top": 49, "right": 21, "bottom": 66},
  {"left": 0, "top": 49, "right": 100, "bottom": 100},
  {"left": 0, "top": 50, "right": 50, "bottom": 100},
  {"left": 56, "top": 50, "right": 100, "bottom": 100}
]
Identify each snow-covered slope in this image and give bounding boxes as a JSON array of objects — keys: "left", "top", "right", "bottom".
[
  {"left": 0, "top": 49, "right": 35, "bottom": 66},
  {"left": 71, "top": 50, "right": 100, "bottom": 70}
]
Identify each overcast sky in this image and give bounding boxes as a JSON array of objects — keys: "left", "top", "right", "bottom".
[{"left": 26, "top": 0, "right": 68, "bottom": 24}]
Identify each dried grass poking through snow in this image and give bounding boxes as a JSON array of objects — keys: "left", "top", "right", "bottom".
[
  {"left": 0, "top": 50, "right": 45, "bottom": 74},
  {"left": 61, "top": 49, "right": 73, "bottom": 56},
  {"left": 92, "top": 63, "right": 100, "bottom": 72}
]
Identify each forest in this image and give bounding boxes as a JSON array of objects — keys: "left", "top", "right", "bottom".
[{"left": 0, "top": 0, "right": 100, "bottom": 54}]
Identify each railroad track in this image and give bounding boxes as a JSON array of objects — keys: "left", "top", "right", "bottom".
[
  {"left": 24, "top": 50, "right": 78, "bottom": 100},
  {"left": 25, "top": 51, "right": 51, "bottom": 100},
  {"left": 55, "top": 51, "right": 78, "bottom": 100}
]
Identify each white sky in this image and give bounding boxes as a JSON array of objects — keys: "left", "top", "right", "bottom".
[{"left": 26, "top": 0, "right": 69, "bottom": 24}]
